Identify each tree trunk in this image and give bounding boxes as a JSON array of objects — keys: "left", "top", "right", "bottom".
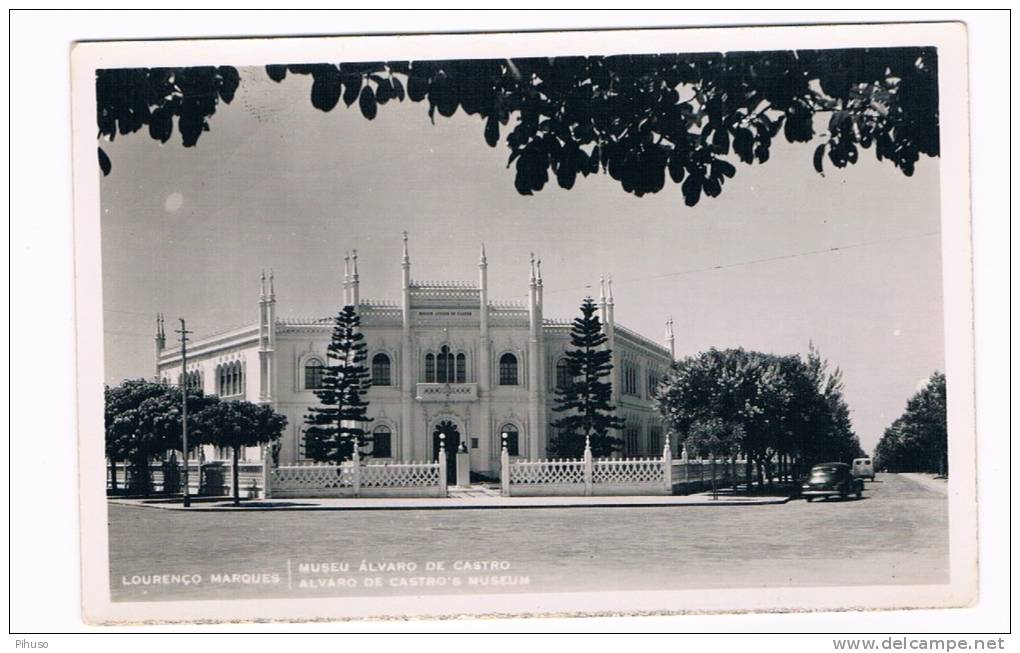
[
  {"left": 109, "top": 460, "right": 118, "bottom": 492},
  {"left": 745, "top": 457, "right": 752, "bottom": 494},
  {"left": 232, "top": 446, "right": 240, "bottom": 507},
  {"left": 711, "top": 458, "right": 717, "bottom": 500}
]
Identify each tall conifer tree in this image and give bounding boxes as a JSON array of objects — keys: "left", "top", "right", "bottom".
[
  {"left": 303, "top": 305, "right": 372, "bottom": 464},
  {"left": 549, "top": 297, "right": 623, "bottom": 457}
]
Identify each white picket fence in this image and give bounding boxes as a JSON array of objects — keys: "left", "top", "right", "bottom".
[
  {"left": 266, "top": 449, "right": 446, "bottom": 498},
  {"left": 500, "top": 438, "right": 673, "bottom": 496}
]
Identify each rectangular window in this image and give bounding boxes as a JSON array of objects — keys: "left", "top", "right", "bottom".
[
  {"left": 372, "top": 431, "right": 392, "bottom": 458},
  {"left": 649, "top": 426, "right": 661, "bottom": 453},
  {"left": 625, "top": 426, "right": 639, "bottom": 454}
]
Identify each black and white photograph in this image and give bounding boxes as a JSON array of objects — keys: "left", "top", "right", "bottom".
[{"left": 63, "top": 20, "right": 981, "bottom": 626}]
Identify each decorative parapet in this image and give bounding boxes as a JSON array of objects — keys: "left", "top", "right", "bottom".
[
  {"left": 615, "top": 324, "right": 672, "bottom": 358},
  {"left": 414, "top": 382, "right": 478, "bottom": 402},
  {"left": 410, "top": 280, "right": 478, "bottom": 289}
]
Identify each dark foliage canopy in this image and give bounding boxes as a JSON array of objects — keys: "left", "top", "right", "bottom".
[
  {"left": 96, "top": 66, "right": 239, "bottom": 174},
  {"left": 104, "top": 379, "right": 218, "bottom": 464},
  {"left": 97, "top": 48, "right": 938, "bottom": 207},
  {"left": 548, "top": 297, "right": 623, "bottom": 457},
  {"left": 873, "top": 372, "right": 947, "bottom": 473},
  {"left": 655, "top": 346, "right": 862, "bottom": 468}
]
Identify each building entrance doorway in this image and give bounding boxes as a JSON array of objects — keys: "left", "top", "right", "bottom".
[{"left": 432, "top": 420, "right": 460, "bottom": 483}]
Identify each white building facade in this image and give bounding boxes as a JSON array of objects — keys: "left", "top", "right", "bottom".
[{"left": 155, "top": 235, "right": 675, "bottom": 477}]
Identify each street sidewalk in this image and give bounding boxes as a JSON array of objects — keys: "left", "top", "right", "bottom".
[
  {"left": 898, "top": 472, "right": 949, "bottom": 495},
  {"left": 108, "top": 486, "right": 793, "bottom": 512}
]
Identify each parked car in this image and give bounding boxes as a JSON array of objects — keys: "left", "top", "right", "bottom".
[
  {"left": 801, "top": 463, "right": 864, "bottom": 501},
  {"left": 852, "top": 457, "right": 876, "bottom": 481}
]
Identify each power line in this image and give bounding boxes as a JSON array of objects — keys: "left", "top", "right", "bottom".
[{"left": 541, "top": 230, "right": 941, "bottom": 296}]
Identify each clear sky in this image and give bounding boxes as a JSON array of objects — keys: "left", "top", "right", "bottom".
[{"left": 99, "top": 65, "right": 944, "bottom": 453}]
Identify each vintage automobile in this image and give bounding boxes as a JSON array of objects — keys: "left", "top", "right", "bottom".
[
  {"left": 852, "top": 457, "right": 876, "bottom": 481},
  {"left": 801, "top": 462, "right": 864, "bottom": 501}
]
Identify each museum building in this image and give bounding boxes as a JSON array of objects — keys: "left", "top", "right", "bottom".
[{"left": 154, "top": 234, "right": 676, "bottom": 477}]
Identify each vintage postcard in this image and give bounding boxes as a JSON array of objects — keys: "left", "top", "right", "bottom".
[{"left": 71, "top": 22, "right": 976, "bottom": 624}]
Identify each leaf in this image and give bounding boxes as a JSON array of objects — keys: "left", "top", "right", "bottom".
[
  {"left": 484, "top": 114, "right": 499, "bottom": 147},
  {"left": 310, "top": 69, "right": 342, "bottom": 112},
  {"left": 681, "top": 174, "right": 702, "bottom": 206},
  {"left": 712, "top": 159, "right": 736, "bottom": 179},
  {"left": 733, "top": 128, "right": 754, "bottom": 164},
  {"left": 265, "top": 64, "right": 287, "bottom": 82},
  {"left": 358, "top": 85, "right": 377, "bottom": 120},
  {"left": 98, "top": 147, "right": 111, "bottom": 176},
  {"left": 813, "top": 143, "right": 826, "bottom": 174},
  {"left": 391, "top": 76, "right": 405, "bottom": 101},
  {"left": 375, "top": 78, "right": 392, "bottom": 104},
  {"left": 148, "top": 107, "right": 173, "bottom": 143},
  {"left": 668, "top": 154, "right": 686, "bottom": 183},
  {"left": 783, "top": 110, "right": 814, "bottom": 143},
  {"left": 712, "top": 127, "right": 730, "bottom": 154},
  {"left": 406, "top": 72, "right": 429, "bottom": 102},
  {"left": 342, "top": 77, "right": 361, "bottom": 107}
]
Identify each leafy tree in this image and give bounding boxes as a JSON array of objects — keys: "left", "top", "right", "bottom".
[
  {"left": 655, "top": 346, "right": 862, "bottom": 489},
  {"left": 684, "top": 417, "right": 745, "bottom": 498},
  {"left": 303, "top": 305, "right": 373, "bottom": 465},
  {"left": 873, "top": 372, "right": 947, "bottom": 474},
  {"left": 104, "top": 379, "right": 218, "bottom": 495},
  {"left": 549, "top": 297, "right": 623, "bottom": 457},
  {"left": 98, "top": 48, "right": 939, "bottom": 206},
  {"left": 197, "top": 400, "right": 287, "bottom": 505}
]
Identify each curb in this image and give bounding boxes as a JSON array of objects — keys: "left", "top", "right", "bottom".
[{"left": 109, "top": 496, "right": 795, "bottom": 512}]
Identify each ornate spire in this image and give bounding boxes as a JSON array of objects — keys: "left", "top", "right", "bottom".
[
  {"left": 268, "top": 270, "right": 275, "bottom": 300},
  {"left": 599, "top": 274, "right": 606, "bottom": 301},
  {"left": 351, "top": 249, "right": 359, "bottom": 277},
  {"left": 529, "top": 252, "right": 536, "bottom": 283},
  {"left": 607, "top": 274, "right": 613, "bottom": 304},
  {"left": 401, "top": 231, "right": 409, "bottom": 265},
  {"left": 343, "top": 252, "right": 350, "bottom": 282},
  {"left": 536, "top": 258, "right": 542, "bottom": 286},
  {"left": 260, "top": 269, "right": 266, "bottom": 299},
  {"left": 479, "top": 242, "right": 487, "bottom": 266}
]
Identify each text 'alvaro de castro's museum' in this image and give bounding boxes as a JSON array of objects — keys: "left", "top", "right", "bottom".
[{"left": 154, "top": 234, "right": 675, "bottom": 478}]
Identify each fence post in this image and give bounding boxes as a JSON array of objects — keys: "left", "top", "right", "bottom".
[
  {"left": 500, "top": 439, "right": 510, "bottom": 496},
  {"left": 438, "top": 440, "right": 448, "bottom": 498},
  {"left": 662, "top": 434, "right": 673, "bottom": 495},
  {"left": 262, "top": 446, "right": 272, "bottom": 499},
  {"left": 352, "top": 446, "right": 361, "bottom": 498},
  {"left": 583, "top": 436, "right": 593, "bottom": 496}
]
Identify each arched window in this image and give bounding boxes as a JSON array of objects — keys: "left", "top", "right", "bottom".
[
  {"left": 499, "top": 353, "right": 518, "bottom": 386},
  {"left": 499, "top": 424, "right": 520, "bottom": 457},
  {"left": 371, "top": 353, "right": 391, "bottom": 386},
  {"left": 435, "top": 345, "right": 456, "bottom": 383},
  {"left": 217, "top": 365, "right": 227, "bottom": 395},
  {"left": 232, "top": 363, "right": 240, "bottom": 395},
  {"left": 425, "top": 353, "right": 435, "bottom": 383},
  {"left": 456, "top": 353, "right": 466, "bottom": 383},
  {"left": 304, "top": 358, "right": 325, "bottom": 390},
  {"left": 371, "top": 426, "right": 392, "bottom": 458},
  {"left": 555, "top": 358, "right": 571, "bottom": 390}
]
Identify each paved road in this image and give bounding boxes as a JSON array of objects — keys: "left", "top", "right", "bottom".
[{"left": 107, "top": 473, "right": 947, "bottom": 602}]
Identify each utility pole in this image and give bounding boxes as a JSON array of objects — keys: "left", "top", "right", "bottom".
[{"left": 176, "top": 319, "right": 193, "bottom": 507}]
